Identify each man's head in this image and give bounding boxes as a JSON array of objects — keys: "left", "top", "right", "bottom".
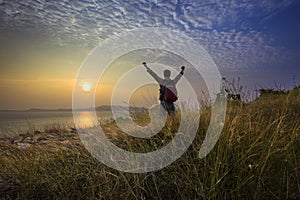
[{"left": 164, "top": 69, "right": 171, "bottom": 78}]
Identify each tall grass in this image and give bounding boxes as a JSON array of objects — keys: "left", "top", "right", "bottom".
[{"left": 0, "top": 88, "right": 299, "bottom": 199}]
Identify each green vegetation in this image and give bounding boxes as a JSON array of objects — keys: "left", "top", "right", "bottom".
[{"left": 1, "top": 88, "right": 299, "bottom": 199}]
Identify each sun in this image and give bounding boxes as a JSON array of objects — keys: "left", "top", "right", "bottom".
[{"left": 82, "top": 82, "right": 92, "bottom": 92}]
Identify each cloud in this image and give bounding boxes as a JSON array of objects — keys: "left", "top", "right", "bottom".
[
  {"left": 0, "top": 0, "right": 298, "bottom": 72},
  {"left": 0, "top": 0, "right": 294, "bottom": 38},
  {"left": 190, "top": 29, "right": 294, "bottom": 72}
]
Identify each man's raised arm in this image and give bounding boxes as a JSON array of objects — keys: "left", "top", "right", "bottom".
[
  {"left": 173, "top": 66, "right": 185, "bottom": 84},
  {"left": 143, "top": 62, "right": 163, "bottom": 84}
]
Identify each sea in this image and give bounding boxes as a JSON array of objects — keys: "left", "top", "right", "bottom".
[{"left": 0, "top": 110, "right": 115, "bottom": 138}]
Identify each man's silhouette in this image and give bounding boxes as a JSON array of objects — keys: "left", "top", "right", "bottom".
[
  {"left": 143, "top": 62, "right": 185, "bottom": 116},
  {"left": 220, "top": 77, "right": 229, "bottom": 97}
]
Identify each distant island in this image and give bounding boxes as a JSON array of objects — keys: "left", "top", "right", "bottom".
[{"left": 0, "top": 105, "right": 148, "bottom": 112}]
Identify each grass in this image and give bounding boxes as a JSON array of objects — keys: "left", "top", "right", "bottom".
[{"left": 0, "top": 87, "right": 299, "bottom": 199}]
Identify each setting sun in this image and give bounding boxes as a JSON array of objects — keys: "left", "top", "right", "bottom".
[{"left": 82, "top": 82, "right": 92, "bottom": 92}]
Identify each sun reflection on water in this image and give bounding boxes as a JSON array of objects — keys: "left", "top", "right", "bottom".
[{"left": 74, "top": 111, "right": 98, "bottom": 128}]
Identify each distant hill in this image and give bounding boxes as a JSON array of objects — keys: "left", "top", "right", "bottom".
[{"left": 0, "top": 105, "right": 147, "bottom": 112}]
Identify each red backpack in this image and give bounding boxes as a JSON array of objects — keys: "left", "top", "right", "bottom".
[{"left": 160, "top": 81, "right": 178, "bottom": 102}]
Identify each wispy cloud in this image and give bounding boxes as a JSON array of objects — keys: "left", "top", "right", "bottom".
[
  {"left": 0, "top": 0, "right": 298, "bottom": 72},
  {"left": 191, "top": 29, "right": 296, "bottom": 71}
]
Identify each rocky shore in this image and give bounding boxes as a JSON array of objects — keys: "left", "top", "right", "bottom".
[{"left": 0, "top": 128, "right": 79, "bottom": 149}]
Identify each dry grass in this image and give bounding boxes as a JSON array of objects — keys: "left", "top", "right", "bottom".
[{"left": 0, "top": 88, "right": 299, "bottom": 199}]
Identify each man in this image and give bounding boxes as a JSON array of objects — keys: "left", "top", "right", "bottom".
[
  {"left": 142, "top": 62, "right": 185, "bottom": 116},
  {"left": 220, "top": 77, "right": 229, "bottom": 97}
]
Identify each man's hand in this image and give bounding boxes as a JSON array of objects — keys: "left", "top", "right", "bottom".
[
  {"left": 180, "top": 66, "right": 185, "bottom": 75},
  {"left": 143, "top": 62, "right": 151, "bottom": 72}
]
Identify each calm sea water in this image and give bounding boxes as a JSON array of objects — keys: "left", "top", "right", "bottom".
[{"left": 0, "top": 111, "right": 114, "bottom": 137}]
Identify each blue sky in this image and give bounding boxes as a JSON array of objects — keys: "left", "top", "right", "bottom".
[{"left": 0, "top": 0, "right": 299, "bottom": 109}]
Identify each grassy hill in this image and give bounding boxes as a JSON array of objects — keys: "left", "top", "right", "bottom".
[{"left": 0, "top": 88, "right": 299, "bottom": 199}]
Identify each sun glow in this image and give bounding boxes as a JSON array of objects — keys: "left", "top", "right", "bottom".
[{"left": 82, "top": 82, "right": 92, "bottom": 92}]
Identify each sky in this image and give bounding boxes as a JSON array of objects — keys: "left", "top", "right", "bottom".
[{"left": 0, "top": 0, "right": 300, "bottom": 110}]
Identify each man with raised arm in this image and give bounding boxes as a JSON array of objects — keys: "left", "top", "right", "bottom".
[{"left": 143, "top": 62, "right": 185, "bottom": 116}]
